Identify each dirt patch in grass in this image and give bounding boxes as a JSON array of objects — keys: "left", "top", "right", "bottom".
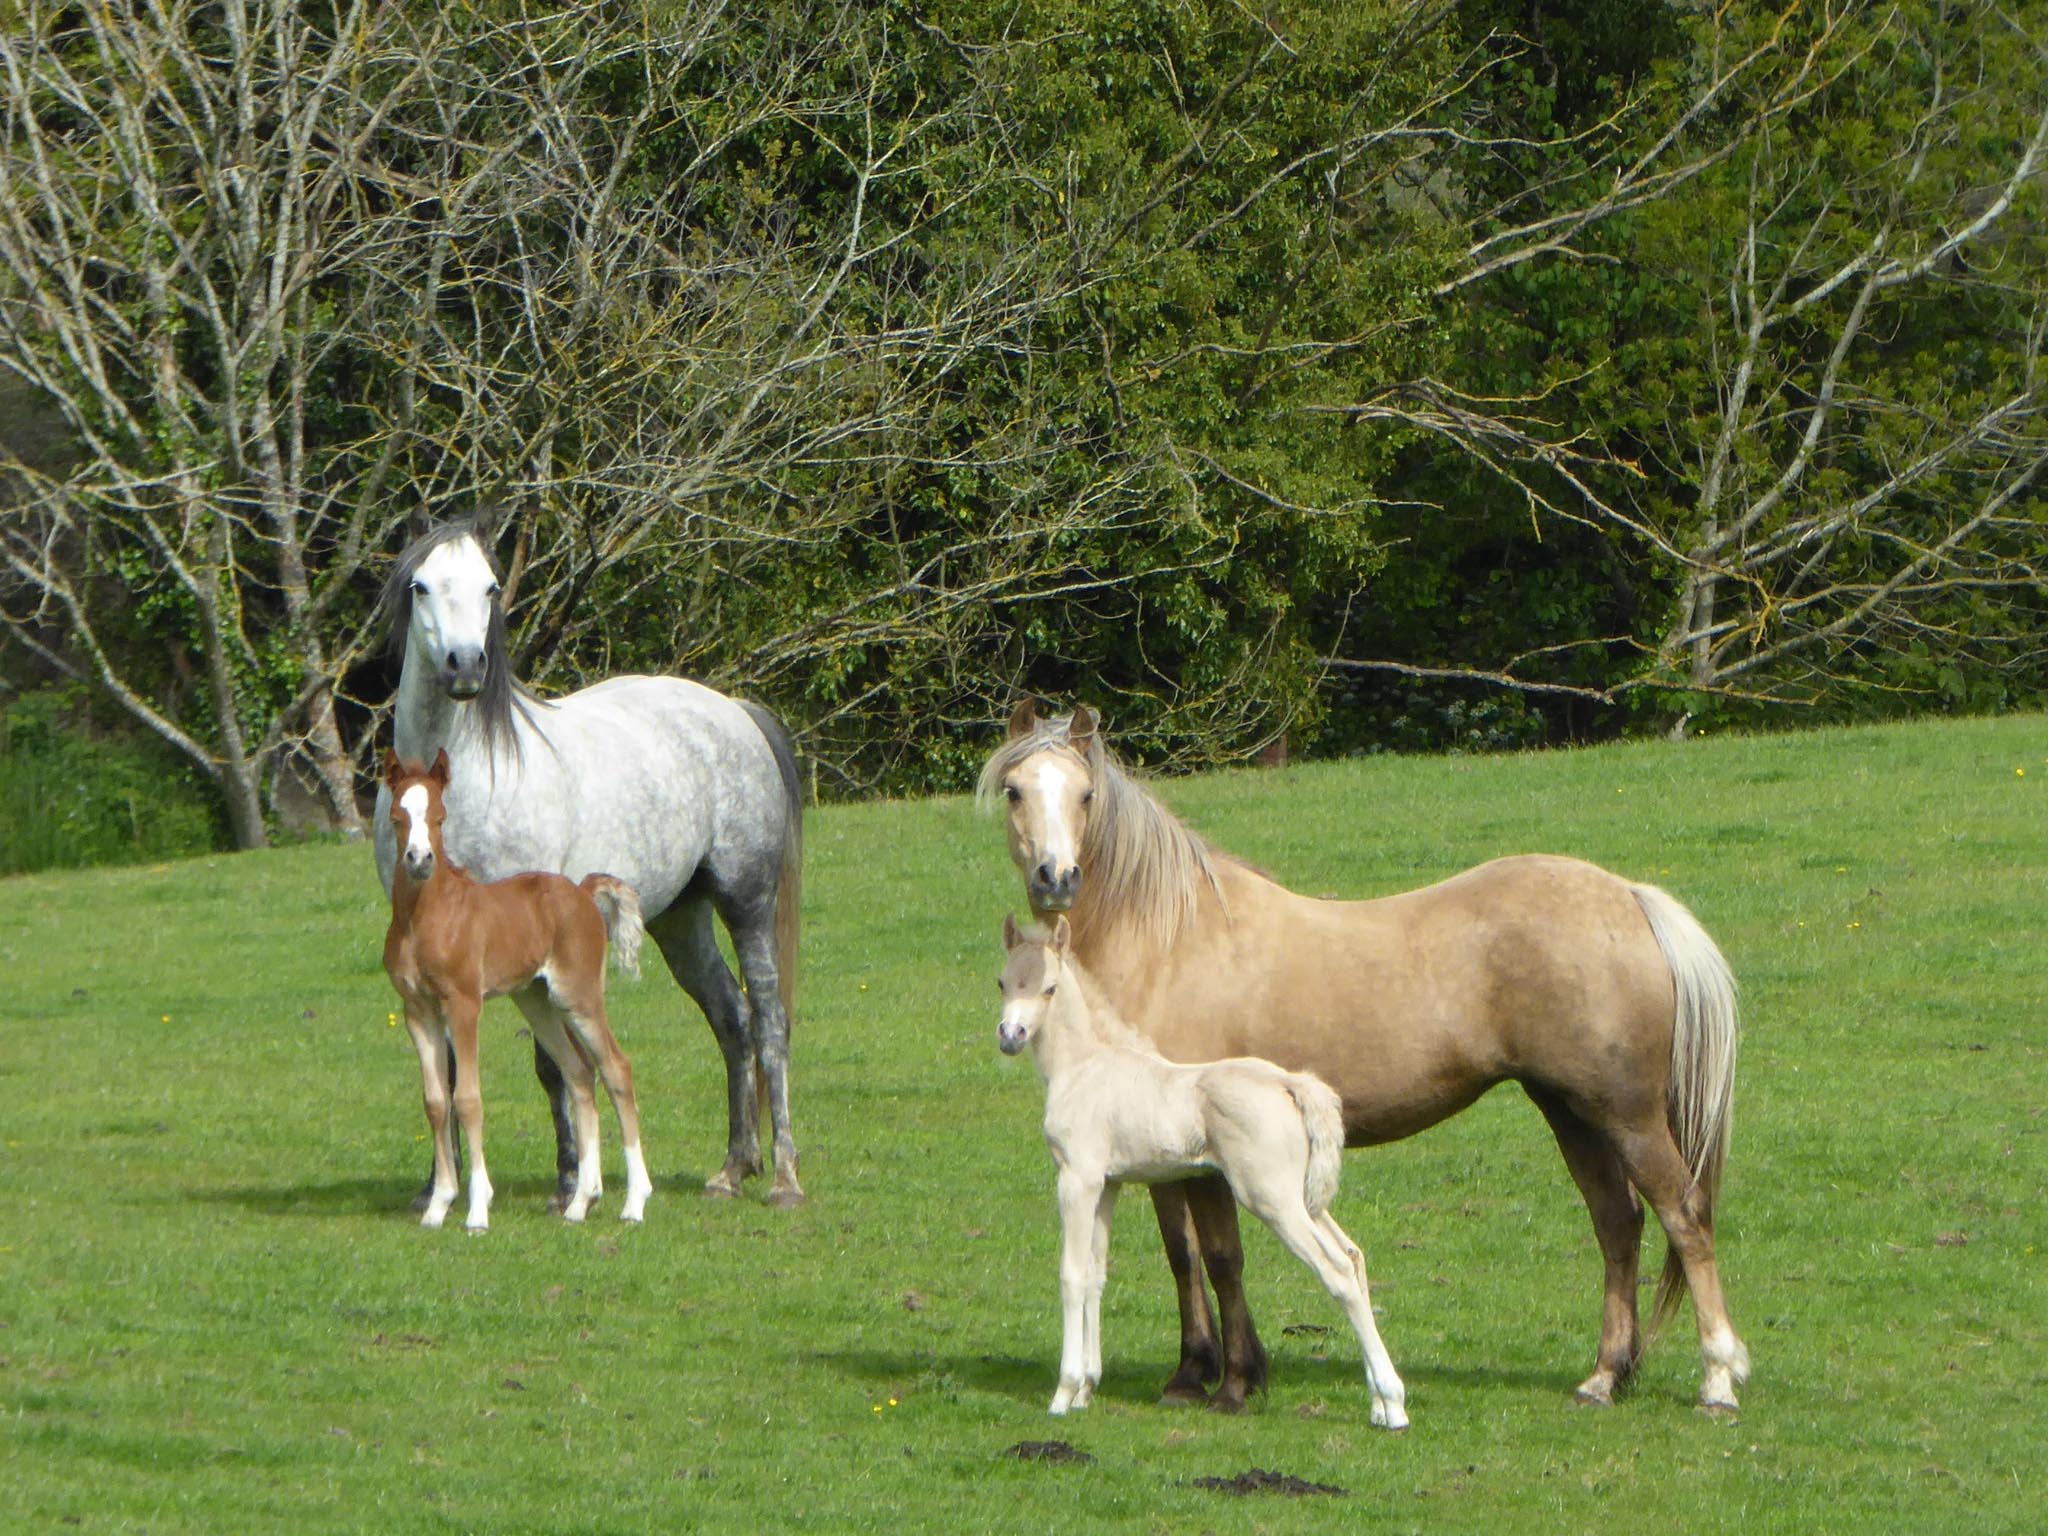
[
  {"left": 1005, "top": 1440, "right": 1094, "bottom": 1465},
  {"left": 1190, "top": 1467, "right": 1347, "bottom": 1497}
]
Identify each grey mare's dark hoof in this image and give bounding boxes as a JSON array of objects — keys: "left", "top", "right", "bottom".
[{"left": 765, "top": 1184, "right": 807, "bottom": 1210}]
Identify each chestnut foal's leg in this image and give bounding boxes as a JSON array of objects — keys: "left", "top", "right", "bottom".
[
  {"left": 1185, "top": 1173, "right": 1269, "bottom": 1413},
  {"left": 524, "top": 1004, "right": 604, "bottom": 1223},
  {"left": 443, "top": 995, "right": 493, "bottom": 1233},
  {"left": 1528, "top": 1085, "right": 1646, "bottom": 1405},
  {"left": 405, "top": 1004, "right": 459, "bottom": 1229},
  {"left": 559, "top": 1003, "right": 654, "bottom": 1224}
]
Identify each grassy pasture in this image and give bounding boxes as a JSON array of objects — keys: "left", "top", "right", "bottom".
[{"left": 2, "top": 714, "right": 2044, "bottom": 1534}]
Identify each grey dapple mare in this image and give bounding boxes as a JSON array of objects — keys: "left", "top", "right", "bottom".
[{"left": 373, "top": 519, "right": 806, "bottom": 1207}]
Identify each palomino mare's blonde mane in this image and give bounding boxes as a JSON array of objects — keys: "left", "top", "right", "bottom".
[{"left": 978, "top": 713, "right": 1226, "bottom": 953}]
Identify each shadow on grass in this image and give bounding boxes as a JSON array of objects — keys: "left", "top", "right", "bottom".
[
  {"left": 186, "top": 1165, "right": 722, "bottom": 1219},
  {"left": 812, "top": 1345, "right": 1575, "bottom": 1409}
]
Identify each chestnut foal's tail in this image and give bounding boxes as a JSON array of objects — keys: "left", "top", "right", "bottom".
[
  {"left": 580, "top": 875, "right": 645, "bottom": 978},
  {"left": 1631, "top": 882, "right": 1740, "bottom": 1334}
]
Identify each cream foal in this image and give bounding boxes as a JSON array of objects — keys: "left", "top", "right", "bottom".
[{"left": 997, "top": 915, "right": 1407, "bottom": 1427}]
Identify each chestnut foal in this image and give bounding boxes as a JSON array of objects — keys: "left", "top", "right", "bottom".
[{"left": 382, "top": 750, "right": 653, "bottom": 1231}]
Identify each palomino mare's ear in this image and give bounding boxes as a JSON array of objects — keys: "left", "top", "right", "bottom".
[
  {"left": 1007, "top": 697, "right": 1040, "bottom": 740},
  {"left": 1067, "top": 705, "right": 1096, "bottom": 757},
  {"left": 429, "top": 747, "right": 451, "bottom": 785},
  {"left": 1003, "top": 912, "right": 1021, "bottom": 951},
  {"left": 382, "top": 748, "right": 404, "bottom": 787},
  {"left": 1049, "top": 913, "right": 1072, "bottom": 954}
]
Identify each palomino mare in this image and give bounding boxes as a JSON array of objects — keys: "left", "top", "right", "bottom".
[
  {"left": 375, "top": 519, "right": 806, "bottom": 1207},
  {"left": 999, "top": 914, "right": 1408, "bottom": 1428},
  {"left": 980, "top": 701, "right": 1748, "bottom": 1413},
  {"left": 382, "top": 751, "right": 652, "bottom": 1231}
]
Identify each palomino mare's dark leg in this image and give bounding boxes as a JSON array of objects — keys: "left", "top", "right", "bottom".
[
  {"left": 646, "top": 895, "right": 763, "bottom": 1198},
  {"left": 1184, "top": 1174, "right": 1270, "bottom": 1412},
  {"left": 1150, "top": 1183, "right": 1222, "bottom": 1402},
  {"left": 1527, "top": 1084, "right": 1645, "bottom": 1404},
  {"left": 411, "top": 1037, "right": 576, "bottom": 1212}
]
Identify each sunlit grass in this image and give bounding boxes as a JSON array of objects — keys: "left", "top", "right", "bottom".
[{"left": 1, "top": 713, "right": 2043, "bottom": 1533}]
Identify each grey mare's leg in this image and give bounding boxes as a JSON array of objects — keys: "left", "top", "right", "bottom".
[
  {"left": 647, "top": 896, "right": 762, "bottom": 1198},
  {"left": 728, "top": 908, "right": 802, "bottom": 1207},
  {"left": 410, "top": 1031, "right": 574, "bottom": 1212}
]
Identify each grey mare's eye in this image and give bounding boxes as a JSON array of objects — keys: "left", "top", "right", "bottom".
[{"left": 485, "top": 581, "right": 500, "bottom": 599}]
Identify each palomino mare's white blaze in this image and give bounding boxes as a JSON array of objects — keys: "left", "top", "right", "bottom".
[
  {"left": 982, "top": 702, "right": 1748, "bottom": 1414},
  {"left": 999, "top": 915, "right": 1408, "bottom": 1428},
  {"left": 375, "top": 521, "right": 807, "bottom": 1207}
]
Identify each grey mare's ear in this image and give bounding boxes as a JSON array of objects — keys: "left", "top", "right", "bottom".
[
  {"left": 1007, "top": 697, "right": 1040, "bottom": 740},
  {"left": 1049, "top": 913, "right": 1072, "bottom": 954},
  {"left": 472, "top": 500, "right": 505, "bottom": 543},
  {"left": 1003, "top": 911, "right": 1022, "bottom": 951},
  {"left": 1067, "top": 705, "right": 1096, "bottom": 756}
]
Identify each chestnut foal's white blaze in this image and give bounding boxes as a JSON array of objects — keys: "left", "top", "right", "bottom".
[{"left": 999, "top": 915, "right": 1407, "bottom": 1427}]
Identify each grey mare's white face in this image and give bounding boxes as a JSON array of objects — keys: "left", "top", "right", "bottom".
[
  {"left": 997, "top": 915, "right": 1069, "bottom": 1055},
  {"left": 999, "top": 744, "right": 1093, "bottom": 911},
  {"left": 407, "top": 536, "right": 499, "bottom": 699}
]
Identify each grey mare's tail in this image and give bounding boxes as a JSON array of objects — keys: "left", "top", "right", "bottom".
[
  {"left": 1287, "top": 1072, "right": 1347, "bottom": 1218},
  {"left": 580, "top": 874, "right": 645, "bottom": 978},
  {"left": 737, "top": 699, "right": 804, "bottom": 1017},
  {"left": 1632, "top": 881, "right": 1740, "bottom": 1335}
]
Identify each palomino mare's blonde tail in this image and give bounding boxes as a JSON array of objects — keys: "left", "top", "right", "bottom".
[
  {"left": 581, "top": 875, "right": 645, "bottom": 979},
  {"left": 1287, "top": 1073, "right": 1348, "bottom": 1219},
  {"left": 1631, "top": 882, "right": 1740, "bottom": 1334}
]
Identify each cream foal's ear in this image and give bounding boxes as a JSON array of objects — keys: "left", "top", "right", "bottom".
[
  {"left": 1007, "top": 697, "right": 1040, "bottom": 740},
  {"left": 1049, "top": 913, "right": 1072, "bottom": 953},
  {"left": 1003, "top": 911, "right": 1022, "bottom": 951}
]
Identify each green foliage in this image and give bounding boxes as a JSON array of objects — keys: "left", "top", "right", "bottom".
[
  {"left": 0, "top": 686, "right": 226, "bottom": 874},
  {"left": 2, "top": 714, "right": 2044, "bottom": 1531}
]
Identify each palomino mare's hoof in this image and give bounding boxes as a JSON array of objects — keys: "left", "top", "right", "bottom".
[{"left": 1206, "top": 1381, "right": 1252, "bottom": 1416}]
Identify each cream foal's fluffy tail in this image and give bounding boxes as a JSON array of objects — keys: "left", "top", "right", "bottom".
[
  {"left": 1288, "top": 1073, "right": 1347, "bottom": 1217},
  {"left": 581, "top": 875, "right": 645, "bottom": 979}
]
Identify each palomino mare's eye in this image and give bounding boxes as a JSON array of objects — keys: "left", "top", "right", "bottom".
[
  {"left": 1080, "top": 789, "right": 1095, "bottom": 806},
  {"left": 1005, "top": 785, "right": 1021, "bottom": 804}
]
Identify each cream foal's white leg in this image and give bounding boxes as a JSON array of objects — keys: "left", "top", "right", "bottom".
[
  {"left": 1313, "top": 1212, "right": 1409, "bottom": 1430},
  {"left": 1050, "top": 1169, "right": 1104, "bottom": 1414},
  {"left": 1250, "top": 1191, "right": 1409, "bottom": 1430},
  {"left": 1075, "top": 1183, "right": 1120, "bottom": 1410}
]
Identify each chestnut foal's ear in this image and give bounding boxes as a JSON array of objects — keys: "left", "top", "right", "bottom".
[
  {"left": 1067, "top": 705, "right": 1096, "bottom": 756},
  {"left": 382, "top": 748, "right": 403, "bottom": 786},
  {"left": 429, "top": 747, "right": 451, "bottom": 785},
  {"left": 1003, "top": 912, "right": 1021, "bottom": 951},
  {"left": 1007, "top": 697, "right": 1040, "bottom": 740},
  {"left": 1050, "top": 913, "right": 1072, "bottom": 954}
]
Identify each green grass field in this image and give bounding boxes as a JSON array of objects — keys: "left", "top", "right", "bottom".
[{"left": 3, "top": 714, "right": 2043, "bottom": 1534}]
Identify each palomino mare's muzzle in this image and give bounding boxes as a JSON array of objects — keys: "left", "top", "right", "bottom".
[
  {"left": 442, "top": 646, "right": 486, "bottom": 699},
  {"left": 1027, "top": 861, "right": 1082, "bottom": 910}
]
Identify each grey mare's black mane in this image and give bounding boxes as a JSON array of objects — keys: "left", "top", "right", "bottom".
[{"left": 380, "top": 518, "right": 540, "bottom": 759}]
